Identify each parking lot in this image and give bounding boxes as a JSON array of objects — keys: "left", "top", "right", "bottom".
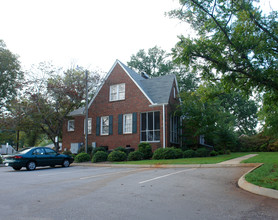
[{"left": 1, "top": 165, "right": 278, "bottom": 220}]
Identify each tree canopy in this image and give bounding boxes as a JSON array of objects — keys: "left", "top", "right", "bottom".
[
  {"left": 0, "top": 40, "right": 23, "bottom": 109},
  {"left": 169, "top": 0, "right": 278, "bottom": 93},
  {"left": 169, "top": 0, "right": 278, "bottom": 136}
]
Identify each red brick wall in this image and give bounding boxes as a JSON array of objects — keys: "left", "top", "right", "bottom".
[{"left": 62, "top": 63, "right": 179, "bottom": 152}]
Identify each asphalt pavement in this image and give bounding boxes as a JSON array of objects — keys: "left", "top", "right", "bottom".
[{"left": 1, "top": 165, "right": 278, "bottom": 220}]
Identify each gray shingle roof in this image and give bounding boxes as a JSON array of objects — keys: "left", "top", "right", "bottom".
[{"left": 118, "top": 61, "right": 176, "bottom": 104}]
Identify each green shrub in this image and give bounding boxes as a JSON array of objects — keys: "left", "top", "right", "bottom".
[
  {"left": 152, "top": 147, "right": 181, "bottom": 160},
  {"left": 210, "top": 150, "right": 218, "bottom": 157},
  {"left": 127, "top": 151, "right": 144, "bottom": 161},
  {"left": 75, "top": 152, "right": 91, "bottom": 162},
  {"left": 183, "top": 149, "right": 196, "bottom": 158},
  {"left": 152, "top": 148, "right": 164, "bottom": 160},
  {"left": 173, "top": 148, "right": 183, "bottom": 159},
  {"left": 77, "top": 145, "right": 93, "bottom": 154},
  {"left": 114, "top": 146, "right": 127, "bottom": 155},
  {"left": 138, "top": 142, "right": 153, "bottom": 159},
  {"left": 92, "top": 147, "right": 107, "bottom": 156},
  {"left": 108, "top": 151, "right": 127, "bottom": 162},
  {"left": 92, "top": 151, "right": 108, "bottom": 163},
  {"left": 62, "top": 150, "right": 72, "bottom": 156},
  {"left": 195, "top": 148, "right": 210, "bottom": 157}
]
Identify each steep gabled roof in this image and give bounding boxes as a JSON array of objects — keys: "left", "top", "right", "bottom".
[
  {"left": 118, "top": 61, "right": 178, "bottom": 105},
  {"left": 68, "top": 60, "right": 179, "bottom": 116}
]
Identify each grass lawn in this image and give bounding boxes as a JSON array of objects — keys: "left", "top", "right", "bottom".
[
  {"left": 115, "top": 152, "right": 250, "bottom": 165},
  {"left": 242, "top": 152, "right": 278, "bottom": 190}
]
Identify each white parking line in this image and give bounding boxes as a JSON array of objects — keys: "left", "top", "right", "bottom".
[
  {"left": 38, "top": 167, "right": 111, "bottom": 177},
  {"left": 139, "top": 168, "right": 196, "bottom": 184},
  {"left": 80, "top": 168, "right": 148, "bottom": 180}
]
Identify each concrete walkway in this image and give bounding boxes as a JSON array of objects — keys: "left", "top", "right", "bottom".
[{"left": 218, "top": 154, "right": 258, "bottom": 164}]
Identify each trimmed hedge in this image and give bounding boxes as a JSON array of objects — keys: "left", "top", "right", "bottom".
[
  {"left": 108, "top": 151, "right": 127, "bottom": 162},
  {"left": 75, "top": 152, "right": 91, "bottom": 162},
  {"left": 195, "top": 148, "right": 210, "bottom": 157},
  {"left": 210, "top": 150, "right": 218, "bottom": 156},
  {"left": 152, "top": 147, "right": 183, "bottom": 160},
  {"left": 92, "top": 147, "right": 107, "bottom": 156},
  {"left": 92, "top": 151, "right": 108, "bottom": 163},
  {"left": 114, "top": 146, "right": 127, "bottom": 155},
  {"left": 127, "top": 151, "right": 144, "bottom": 161},
  {"left": 183, "top": 149, "right": 196, "bottom": 158},
  {"left": 138, "top": 142, "right": 153, "bottom": 159}
]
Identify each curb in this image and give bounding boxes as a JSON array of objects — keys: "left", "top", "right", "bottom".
[
  {"left": 238, "top": 163, "right": 278, "bottom": 200},
  {"left": 72, "top": 162, "right": 260, "bottom": 168}
]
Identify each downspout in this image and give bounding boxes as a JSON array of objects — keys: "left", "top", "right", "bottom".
[{"left": 163, "top": 104, "right": 166, "bottom": 148}]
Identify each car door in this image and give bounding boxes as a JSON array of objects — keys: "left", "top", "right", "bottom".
[
  {"left": 44, "top": 148, "right": 61, "bottom": 166},
  {"left": 32, "top": 148, "right": 48, "bottom": 166}
]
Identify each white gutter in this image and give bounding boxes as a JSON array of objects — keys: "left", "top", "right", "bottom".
[
  {"left": 163, "top": 104, "right": 166, "bottom": 148},
  {"left": 149, "top": 103, "right": 168, "bottom": 107}
]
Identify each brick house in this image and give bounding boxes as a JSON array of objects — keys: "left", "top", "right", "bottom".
[{"left": 62, "top": 60, "right": 181, "bottom": 153}]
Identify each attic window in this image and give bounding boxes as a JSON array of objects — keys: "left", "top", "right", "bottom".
[
  {"left": 173, "top": 87, "right": 176, "bottom": 99},
  {"left": 110, "top": 83, "right": 125, "bottom": 101}
]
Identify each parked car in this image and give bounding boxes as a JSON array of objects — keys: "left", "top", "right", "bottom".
[{"left": 3, "top": 147, "right": 74, "bottom": 171}]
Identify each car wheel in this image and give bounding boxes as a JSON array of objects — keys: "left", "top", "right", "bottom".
[
  {"left": 62, "top": 159, "right": 70, "bottom": 167},
  {"left": 50, "top": 165, "right": 55, "bottom": 168},
  {"left": 26, "top": 161, "right": 36, "bottom": 171},
  {"left": 12, "top": 166, "right": 22, "bottom": 171}
]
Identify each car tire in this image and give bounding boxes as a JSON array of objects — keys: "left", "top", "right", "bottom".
[
  {"left": 12, "top": 166, "right": 22, "bottom": 171},
  {"left": 62, "top": 159, "right": 70, "bottom": 167},
  {"left": 26, "top": 161, "right": 36, "bottom": 171},
  {"left": 50, "top": 165, "right": 55, "bottom": 168}
]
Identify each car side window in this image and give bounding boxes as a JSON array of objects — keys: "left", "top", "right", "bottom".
[
  {"left": 32, "top": 149, "right": 45, "bottom": 155},
  {"left": 45, "top": 148, "right": 57, "bottom": 155}
]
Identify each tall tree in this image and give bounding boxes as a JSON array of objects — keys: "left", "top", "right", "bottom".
[
  {"left": 23, "top": 62, "right": 101, "bottom": 151},
  {"left": 169, "top": 0, "right": 278, "bottom": 93},
  {"left": 128, "top": 46, "right": 199, "bottom": 92},
  {"left": 169, "top": 0, "right": 278, "bottom": 135},
  {"left": 0, "top": 40, "right": 23, "bottom": 109},
  {"left": 179, "top": 82, "right": 258, "bottom": 149}
]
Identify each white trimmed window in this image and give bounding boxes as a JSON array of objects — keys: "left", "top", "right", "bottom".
[
  {"left": 84, "top": 118, "right": 92, "bottom": 134},
  {"left": 140, "top": 111, "right": 160, "bottom": 142},
  {"left": 101, "top": 116, "right": 109, "bottom": 135},
  {"left": 68, "top": 120, "right": 75, "bottom": 131},
  {"left": 123, "top": 114, "right": 132, "bottom": 134},
  {"left": 110, "top": 83, "right": 125, "bottom": 101}
]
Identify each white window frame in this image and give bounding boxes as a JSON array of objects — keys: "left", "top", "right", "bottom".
[
  {"left": 68, "top": 120, "right": 75, "bottom": 132},
  {"left": 123, "top": 114, "right": 132, "bottom": 134},
  {"left": 140, "top": 111, "right": 160, "bottom": 142},
  {"left": 101, "top": 116, "right": 109, "bottom": 135},
  {"left": 109, "top": 83, "right": 125, "bottom": 101},
  {"left": 84, "top": 118, "right": 92, "bottom": 134}
]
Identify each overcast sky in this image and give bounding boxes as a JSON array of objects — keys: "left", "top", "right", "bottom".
[{"left": 1, "top": 0, "right": 277, "bottom": 74}]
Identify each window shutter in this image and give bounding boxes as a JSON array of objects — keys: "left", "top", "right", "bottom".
[
  {"left": 132, "top": 112, "right": 137, "bottom": 134},
  {"left": 109, "top": 115, "right": 113, "bottom": 135},
  {"left": 96, "top": 117, "right": 100, "bottom": 136},
  {"left": 118, "top": 114, "right": 123, "bottom": 135}
]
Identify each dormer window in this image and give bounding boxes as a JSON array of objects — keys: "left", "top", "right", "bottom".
[{"left": 110, "top": 83, "right": 125, "bottom": 101}]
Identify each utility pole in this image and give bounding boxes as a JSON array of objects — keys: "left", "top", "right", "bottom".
[{"left": 85, "top": 70, "right": 89, "bottom": 153}]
